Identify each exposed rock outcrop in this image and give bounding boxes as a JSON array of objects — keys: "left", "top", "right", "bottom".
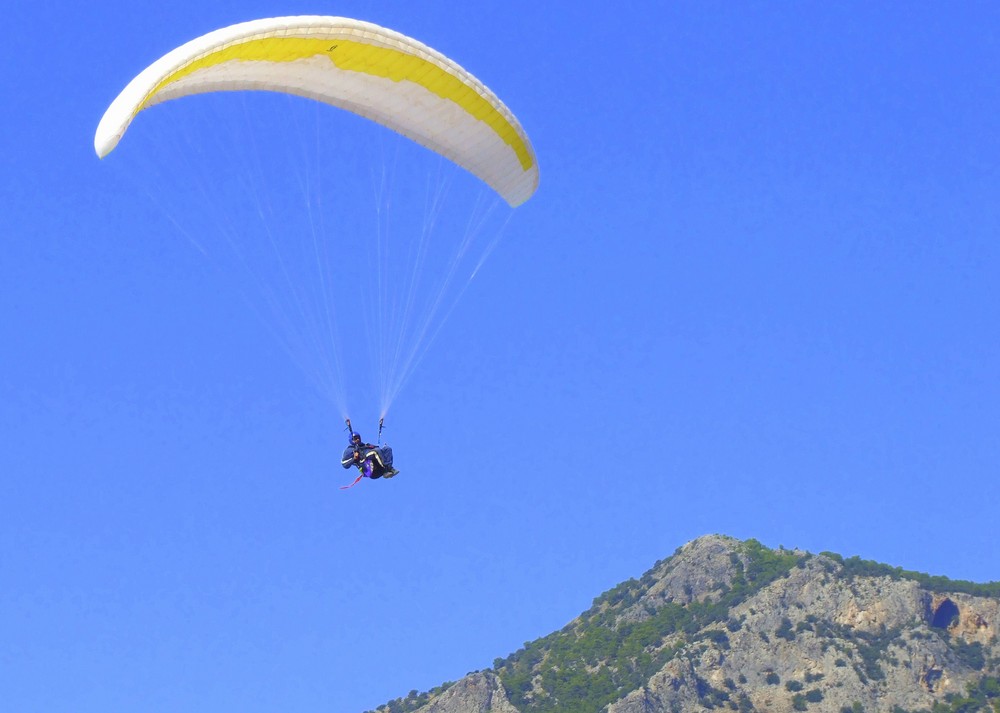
[{"left": 416, "top": 673, "right": 518, "bottom": 713}]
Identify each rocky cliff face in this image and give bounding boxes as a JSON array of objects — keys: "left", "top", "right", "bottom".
[{"left": 371, "top": 535, "right": 1000, "bottom": 713}]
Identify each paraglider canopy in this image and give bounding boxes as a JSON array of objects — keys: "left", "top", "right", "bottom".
[{"left": 94, "top": 15, "right": 539, "bottom": 206}]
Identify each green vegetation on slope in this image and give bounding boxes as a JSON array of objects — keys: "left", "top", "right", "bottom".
[
  {"left": 821, "top": 554, "right": 1000, "bottom": 598},
  {"left": 887, "top": 675, "right": 1000, "bottom": 713}
]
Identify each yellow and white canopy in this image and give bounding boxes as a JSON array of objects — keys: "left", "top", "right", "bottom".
[{"left": 95, "top": 16, "right": 538, "bottom": 206}]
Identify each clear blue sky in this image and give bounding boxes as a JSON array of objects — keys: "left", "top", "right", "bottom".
[{"left": 3, "top": 2, "right": 999, "bottom": 711}]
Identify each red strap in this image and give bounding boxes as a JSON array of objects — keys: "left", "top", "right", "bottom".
[{"left": 339, "top": 473, "right": 364, "bottom": 490}]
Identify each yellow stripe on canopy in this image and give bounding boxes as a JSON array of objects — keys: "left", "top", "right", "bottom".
[{"left": 95, "top": 16, "right": 538, "bottom": 206}]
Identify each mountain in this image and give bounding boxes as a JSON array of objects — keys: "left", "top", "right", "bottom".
[{"left": 369, "top": 535, "right": 1000, "bottom": 713}]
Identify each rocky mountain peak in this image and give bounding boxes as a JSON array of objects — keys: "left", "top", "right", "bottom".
[{"left": 371, "top": 536, "right": 1000, "bottom": 713}]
